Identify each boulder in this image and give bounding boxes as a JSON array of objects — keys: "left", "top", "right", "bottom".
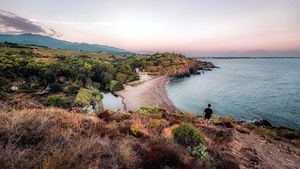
[{"left": 253, "top": 119, "right": 272, "bottom": 127}]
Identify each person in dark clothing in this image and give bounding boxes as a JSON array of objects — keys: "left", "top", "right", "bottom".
[{"left": 203, "top": 104, "right": 213, "bottom": 124}]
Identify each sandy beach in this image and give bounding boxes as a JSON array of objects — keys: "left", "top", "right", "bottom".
[{"left": 116, "top": 76, "right": 178, "bottom": 112}]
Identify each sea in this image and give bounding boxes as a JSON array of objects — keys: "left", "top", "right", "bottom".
[{"left": 167, "top": 58, "right": 300, "bottom": 130}]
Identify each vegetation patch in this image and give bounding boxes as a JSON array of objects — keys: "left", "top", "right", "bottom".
[
  {"left": 246, "top": 124, "right": 278, "bottom": 139},
  {"left": 188, "top": 144, "right": 212, "bottom": 161},
  {"left": 138, "top": 106, "right": 163, "bottom": 114},
  {"left": 211, "top": 115, "right": 237, "bottom": 128},
  {"left": 149, "top": 119, "right": 161, "bottom": 128},
  {"left": 109, "top": 80, "right": 124, "bottom": 92},
  {"left": 73, "top": 88, "right": 102, "bottom": 109},
  {"left": 47, "top": 94, "right": 69, "bottom": 108},
  {"left": 172, "top": 123, "right": 204, "bottom": 147}
]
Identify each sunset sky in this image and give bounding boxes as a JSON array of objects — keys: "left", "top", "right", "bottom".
[{"left": 1, "top": 0, "right": 300, "bottom": 56}]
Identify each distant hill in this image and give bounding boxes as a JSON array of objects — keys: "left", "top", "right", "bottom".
[{"left": 0, "top": 33, "right": 132, "bottom": 54}]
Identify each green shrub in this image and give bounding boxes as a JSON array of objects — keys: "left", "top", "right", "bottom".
[
  {"left": 92, "top": 82, "right": 101, "bottom": 89},
  {"left": 173, "top": 123, "right": 204, "bottom": 147},
  {"left": 43, "top": 70, "right": 56, "bottom": 84},
  {"left": 188, "top": 144, "right": 212, "bottom": 161},
  {"left": 76, "top": 74, "right": 88, "bottom": 87},
  {"left": 149, "top": 120, "right": 161, "bottom": 128},
  {"left": 47, "top": 95, "right": 68, "bottom": 108},
  {"left": 138, "top": 107, "right": 162, "bottom": 114},
  {"left": 109, "top": 80, "right": 124, "bottom": 92},
  {"left": 73, "top": 88, "right": 92, "bottom": 106},
  {"left": 211, "top": 115, "right": 237, "bottom": 128},
  {"left": 73, "top": 88, "right": 103, "bottom": 108},
  {"left": 116, "top": 73, "right": 128, "bottom": 83}
]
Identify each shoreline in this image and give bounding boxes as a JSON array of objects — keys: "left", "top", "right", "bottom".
[{"left": 115, "top": 76, "right": 178, "bottom": 112}]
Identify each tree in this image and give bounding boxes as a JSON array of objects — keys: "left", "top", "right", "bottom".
[
  {"left": 102, "top": 72, "right": 114, "bottom": 89},
  {"left": 116, "top": 73, "right": 128, "bottom": 83},
  {"left": 109, "top": 80, "right": 124, "bottom": 92},
  {"left": 43, "top": 70, "right": 56, "bottom": 84},
  {"left": 76, "top": 74, "right": 88, "bottom": 87}
]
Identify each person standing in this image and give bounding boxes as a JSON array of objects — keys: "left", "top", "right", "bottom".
[{"left": 203, "top": 104, "right": 213, "bottom": 124}]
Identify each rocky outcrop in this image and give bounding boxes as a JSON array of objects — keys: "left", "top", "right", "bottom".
[{"left": 169, "top": 60, "right": 216, "bottom": 78}]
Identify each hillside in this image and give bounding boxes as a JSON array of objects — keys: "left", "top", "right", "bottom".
[
  {"left": 0, "top": 104, "right": 299, "bottom": 169},
  {"left": 0, "top": 33, "right": 132, "bottom": 54},
  {"left": 0, "top": 43, "right": 214, "bottom": 113}
]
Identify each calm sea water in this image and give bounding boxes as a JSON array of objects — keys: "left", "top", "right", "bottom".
[
  {"left": 167, "top": 58, "right": 300, "bottom": 130},
  {"left": 102, "top": 93, "right": 124, "bottom": 110}
]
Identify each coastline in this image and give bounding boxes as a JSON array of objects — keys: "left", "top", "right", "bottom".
[{"left": 115, "top": 76, "right": 178, "bottom": 112}]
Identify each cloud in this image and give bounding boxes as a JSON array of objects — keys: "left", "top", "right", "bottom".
[{"left": 0, "top": 10, "right": 61, "bottom": 37}]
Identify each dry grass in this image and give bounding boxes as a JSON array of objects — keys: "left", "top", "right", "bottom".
[
  {"left": 0, "top": 107, "right": 242, "bottom": 169},
  {"left": 0, "top": 108, "right": 125, "bottom": 169}
]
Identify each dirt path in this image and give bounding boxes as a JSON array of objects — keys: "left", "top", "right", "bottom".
[{"left": 230, "top": 130, "right": 300, "bottom": 169}]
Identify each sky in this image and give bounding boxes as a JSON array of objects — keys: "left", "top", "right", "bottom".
[{"left": 0, "top": 0, "right": 300, "bottom": 56}]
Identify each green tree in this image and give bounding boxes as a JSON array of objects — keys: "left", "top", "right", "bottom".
[
  {"left": 76, "top": 74, "right": 88, "bottom": 87},
  {"left": 109, "top": 80, "right": 124, "bottom": 92},
  {"left": 43, "top": 70, "right": 56, "bottom": 84},
  {"left": 116, "top": 73, "right": 128, "bottom": 83}
]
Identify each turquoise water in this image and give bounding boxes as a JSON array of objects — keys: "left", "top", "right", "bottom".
[
  {"left": 167, "top": 58, "right": 300, "bottom": 130},
  {"left": 102, "top": 93, "right": 124, "bottom": 110}
]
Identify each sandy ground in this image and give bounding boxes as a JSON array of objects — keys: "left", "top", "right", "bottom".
[{"left": 116, "top": 76, "right": 178, "bottom": 112}]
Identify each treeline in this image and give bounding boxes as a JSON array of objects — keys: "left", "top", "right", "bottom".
[{"left": 0, "top": 43, "right": 139, "bottom": 94}]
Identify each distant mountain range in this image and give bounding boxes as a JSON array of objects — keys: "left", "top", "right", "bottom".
[{"left": 0, "top": 33, "right": 132, "bottom": 54}]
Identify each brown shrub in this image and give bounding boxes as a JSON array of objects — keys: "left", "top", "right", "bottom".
[
  {"left": 0, "top": 108, "right": 129, "bottom": 169},
  {"left": 116, "top": 138, "right": 140, "bottom": 169},
  {"left": 141, "top": 140, "right": 188, "bottom": 169}
]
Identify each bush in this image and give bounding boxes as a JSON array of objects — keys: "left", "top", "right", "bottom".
[
  {"left": 42, "top": 70, "right": 56, "bottom": 84},
  {"left": 92, "top": 82, "right": 101, "bottom": 89},
  {"left": 188, "top": 144, "right": 212, "bottom": 161},
  {"left": 76, "top": 74, "right": 88, "bottom": 87},
  {"left": 149, "top": 120, "right": 161, "bottom": 128},
  {"left": 73, "top": 88, "right": 103, "bottom": 109},
  {"left": 109, "top": 80, "right": 124, "bottom": 92},
  {"left": 47, "top": 95, "right": 68, "bottom": 108},
  {"left": 48, "top": 83, "right": 63, "bottom": 93},
  {"left": 116, "top": 73, "right": 128, "bottom": 83},
  {"left": 141, "top": 142, "right": 186, "bottom": 169},
  {"left": 211, "top": 115, "right": 237, "bottom": 128},
  {"left": 173, "top": 123, "right": 204, "bottom": 147}
]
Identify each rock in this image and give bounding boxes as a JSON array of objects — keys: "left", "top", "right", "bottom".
[
  {"left": 236, "top": 125, "right": 251, "bottom": 134},
  {"left": 96, "top": 110, "right": 110, "bottom": 120},
  {"left": 110, "top": 113, "right": 130, "bottom": 122},
  {"left": 206, "top": 62, "right": 215, "bottom": 68},
  {"left": 253, "top": 119, "right": 272, "bottom": 127},
  {"left": 10, "top": 86, "right": 18, "bottom": 91},
  {"left": 96, "top": 110, "right": 130, "bottom": 122}
]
